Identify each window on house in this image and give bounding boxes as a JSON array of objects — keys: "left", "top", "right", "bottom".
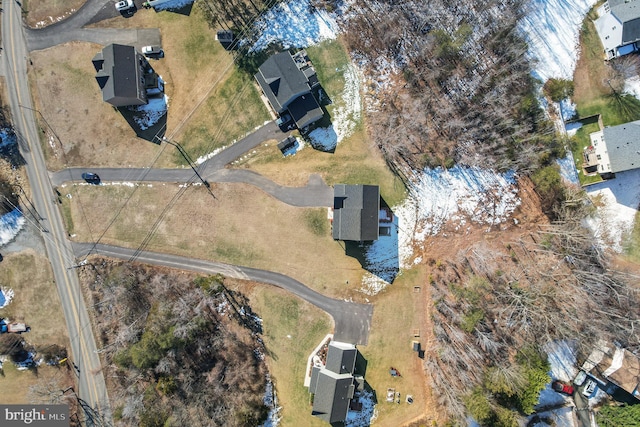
[
  {"left": 605, "top": 36, "right": 610, "bottom": 40},
  {"left": 597, "top": 155, "right": 602, "bottom": 160}
]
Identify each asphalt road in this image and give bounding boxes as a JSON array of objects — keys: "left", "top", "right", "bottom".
[
  {"left": 25, "top": 0, "right": 161, "bottom": 52},
  {"left": 51, "top": 119, "right": 335, "bottom": 207},
  {"left": 1, "top": 1, "right": 111, "bottom": 425},
  {"left": 73, "top": 242, "right": 373, "bottom": 345}
]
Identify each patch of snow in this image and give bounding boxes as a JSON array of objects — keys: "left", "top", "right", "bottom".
[
  {"left": 247, "top": 0, "right": 339, "bottom": 53},
  {"left": 409, "top": 166, "right": 520, "bottom": 236},
  {"left": 0, "top": 208, "right": 26, "bottom": 247},
  {"left": 196, "top": 144, "right": 229, "bottom": 165},
  {"left": 546, "top": 341, "right": 578, "bottom": 383},
  {"left": 584, "top": 168, "right": 640, "bottom": 252},
  {"left": 261, "top": 374, "right": 281, "bottom": 427},
  {"left": 519, "top": 0, "right": 596, "bottom": 81},
  {"left": 0, "top": 288, "right": 14, "bottom": 308},
  {"left": 557, "top": 152, "right": 580, "bottom": 185},
  {"left": 0, "top": 128, "right": 17, "bottom": 150},
  {"left": 345, "top": 389, "right": 377, "bottom": 427},
  {"left": 564, "top": 121, "right": 583, "bottom": 136},
  {"left": 526, "top": 406, "right": 575, "bottom": 427},
  {"left": 559, "top": 99, "right": 577, "bottom": 121},
  {"left": 624, "top": 75, "right": 640, "bottom": 98},
  {"left": 131, "top": 95, "right": 168, "bottom": 131}
]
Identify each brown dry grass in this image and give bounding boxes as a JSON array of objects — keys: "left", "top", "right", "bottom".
[
  {"left": 0, "top": 250, "right": 75, "bottom": 404},
  {"left": 30, "top": 42, "right": 168, "bottom": 170},
  {"left": 62, "top": 181, "right": 367, "bottom": 300},
  {"left": 24, "top": 0, "right": 86, "bottom": 28},
  {"left": 30, "top": 7, "right": 269, "bottom": 170}
]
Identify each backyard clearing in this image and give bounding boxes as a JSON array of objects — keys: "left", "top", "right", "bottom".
[{"left": 25, "top": 0, "right": 85, "bottom": 28}]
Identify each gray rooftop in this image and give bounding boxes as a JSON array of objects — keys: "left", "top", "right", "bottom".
[
  {"left": 608, "top": 0, "right": 640, "bottom": 43},
  {"left": 602, "top": 120, "right": 640, "bottom": 173},
  {"left": 325, "top": 341, "right": 357, "bottom": 375},
  {"left": 333, "top": 184, "right": 380, "bottom": 241},
  {"left": 255, "top": 52, "right": 311, "bottom": 113},
  {"left": 310, "top": 370, "right": 354, "bottom": 424},
  {"left": 92, "top": 44, "right": 147, "bottom": 107}
]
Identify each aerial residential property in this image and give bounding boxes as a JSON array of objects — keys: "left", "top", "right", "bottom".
[
  {"left": 92, "top": 43, "right": 160, "bottom": 107},
  {"left": 594, "top": 0, "right": 640, "bottom": 59},
  {"left": 585, "top": 120, "right": 640, "bottom": 178}
]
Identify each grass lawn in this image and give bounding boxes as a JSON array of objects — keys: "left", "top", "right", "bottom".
[
  {"left": 62, "top": 181, "right": 369, "bottom": 301},
  {"left": 571, "top": 9, "right": 640, "bottom": 186},
  {"left": 31, "top": 6, "right": 269, "bottom": 169},
  {"left": 240, "top": 283, "right": 330, "bottom": 427}
]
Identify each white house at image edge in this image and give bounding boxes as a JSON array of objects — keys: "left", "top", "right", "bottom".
[
  {"left": 586, "top": 120, "right": 640, "bottom": 177},
  {"left": 595, "top": 0, "right": 640, "bottom": 59}
]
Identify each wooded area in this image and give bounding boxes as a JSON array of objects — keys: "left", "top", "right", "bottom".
[{"left": 81, "top": 261, "right": 269, "bottom": 427}]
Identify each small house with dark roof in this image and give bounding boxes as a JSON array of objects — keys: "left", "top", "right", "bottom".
[
  {"left": 582, "top": 341, "right": 640, "bottom": 404},
  {"left": 332, "top": 184, "right": 380, "bottom": 242},
  {"left": 308, "top": 341, "right": 363, "bottom": 425},
  {"left": 587, "top": 120, "right": 640, "bottom": 177},
  {"left": 254, "top": 51, "right": 324, "bottom": 129},
  {"left": 92, "top": 44, "right": 152, "bottom": 107},
  {"left": 595, "top": 0, "right": 640, "bottom": 59}
]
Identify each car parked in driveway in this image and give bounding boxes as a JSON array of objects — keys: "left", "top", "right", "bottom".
[
  {"left": 115, "top": 0, "right": 134, "bottom": 12},
  {"left": 552, "top": 380, "right": 575, "bottom": 396},
  {"left": 82, "top": 172, "right": 101, "bottom": 184},
  {"left": 141, "top": 45, "right": 164, "bottom": 58},
  {"left": 275, "top": 112, "right": 294, "bottom": 130},
  {"left": 582, "top": 378, "right": 598, "bottom": 398}
]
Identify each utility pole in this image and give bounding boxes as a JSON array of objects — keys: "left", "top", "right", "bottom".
[{"left": 161, "top": 137, "right": 216, "bottom": 199}]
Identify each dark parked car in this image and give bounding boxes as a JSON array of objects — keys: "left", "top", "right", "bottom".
[
  {"left": 82, "top": 172, "right": 100, "bottom": 184},
  {"left": 552, "top": 380, "right": 575, "bottom": 396},
  {"left": 275, "top": 113, "right": 295, "bottom": 130}
]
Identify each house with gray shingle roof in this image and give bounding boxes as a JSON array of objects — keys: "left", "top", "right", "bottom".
[
  {"left": 92, "top": 44, "right": 154, "bottom": 107},
  {"left": 308, "top": 341, "right": 362, "bottom": 425},
  {"left": 332, "top": 184, "right": 380, "bottom": 242},
  {"left": 588, "top": 120, "right": 640, "bottom": 177},
  {"left": 594, "top": 0, "right": 640, "bottom": 59},
  {"left": 254, "top": 51, "right": 324, "bottom": 129}
]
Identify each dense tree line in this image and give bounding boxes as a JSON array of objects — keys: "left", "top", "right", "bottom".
[
  {"left": 81, "top": 261, "right": 268, "bottom": 427},
  {"left": 339, "top": 0, "right": 564, "bottom": 179},
  {"left": 425, "top": 191, "right": 640, "bottom": 423}
]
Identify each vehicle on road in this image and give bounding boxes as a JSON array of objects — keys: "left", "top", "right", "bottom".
[
  {"left": 115, "top": 0, "right": 134, "bottom": 12},
  {"left": 82, "top": 172, "right": 101, "bottom": 184},
  {"left": 552, "top": 380, "right": 575, "bottom": 396},
  {"left": 141, "top": 45, "right": 164, "bottom": 58},
  {"left": 574, "top": 370, "right": 587, "bottom": 386},
  {"left": 582, "top": 378, "right": 598, "bottom": 398}
]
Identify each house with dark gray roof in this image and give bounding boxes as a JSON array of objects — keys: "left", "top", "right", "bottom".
[
  {"left": 92, "top": 44, "right": 152, "bottom": 107},
  {"left": 332, "top": 184, "right": 380, "bottom": 242},
  {"left": 588, "top": 120, "right": 640, "bottom": 177},
  {"left": 582, "top": 340, "right": 640, "bottom": 404},
  {"left": 595, "top": 0, "right": 640, "bottom": 59},
  {"left": 254, "top": 51, "right": 324, "bottom": 129},
  {"left": 308, "top": 341, "right": 362, "bottom": 425}
]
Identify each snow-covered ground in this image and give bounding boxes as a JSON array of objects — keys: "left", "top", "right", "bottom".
[
  {"left": 519, "top": 0, "right": 596, "bottom": 81},
  {"left": 0, "top": 208, "right": 25, "bottom": 247},
  {"left": 132, "top": 94, "right": 168, "bottom": 131},
  {"left": 345, "top": 389, "right": 377, "bottom": 427},
  {"left": 0, "top": 288, "right": 14, "bottom": 308}
]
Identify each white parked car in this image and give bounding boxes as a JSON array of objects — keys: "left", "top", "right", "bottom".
[
  {"left": 141, "top": 45, "right": 164, "bottom": 57},
  {"left": 115, "top": 0, "right": 134, "bottom": 12},
  {"left": 582, "top": 378, "right": 598, "bottom": 397}
]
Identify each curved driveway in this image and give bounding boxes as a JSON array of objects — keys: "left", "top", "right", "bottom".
[{"left": 73, "top": 242, "right": 373, "bottom": 345}]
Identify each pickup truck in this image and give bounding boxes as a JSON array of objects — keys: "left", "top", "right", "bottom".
[{"left": 0, "top": 320, "right": 30, "bottom": 334}]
